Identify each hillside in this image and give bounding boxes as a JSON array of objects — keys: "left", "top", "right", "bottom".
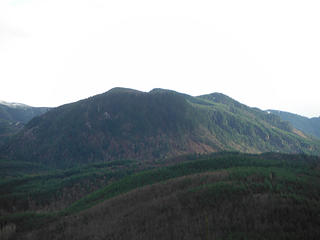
[
  {"left": 1, "top": 88, "right": 320, "bottom": 168},
  {"left": 2, "top": 152, "right": 320, "bottom": 240},
  {"left": 269, "top": 110, "right": 320, "bottom": 139},
  {"left": 0, "top": 101, "right": 49, "bottom": 146},
  {"left": 0, "top": 101, "right": 49, "bottom": 124}
]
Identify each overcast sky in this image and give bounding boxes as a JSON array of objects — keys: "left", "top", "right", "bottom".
[{"left": 1, "top": 0, "right": 319, "bottom": 117}]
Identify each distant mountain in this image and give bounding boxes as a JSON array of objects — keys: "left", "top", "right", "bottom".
[
  {"left": 0, "top": 100, "right": 49, "bottom": 123},
  {"left": 1, "top": 88, "right": 320, "bottom": 168},
  {"left": 0, "top": 100, "right": 29, "bottom": 108},
  {"left": 0, "top": 101, "right": 49, "bottom": 145},
  {"left": 268, "top": 110, "right": 320, "bottom": 139}
]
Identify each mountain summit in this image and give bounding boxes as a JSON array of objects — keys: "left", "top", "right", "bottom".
[
  {"left": 0, "top": 101, "right": 49, "bottom": 146},
  {"left": 1, "top": 88, "right": 319, "bottom": 168}
]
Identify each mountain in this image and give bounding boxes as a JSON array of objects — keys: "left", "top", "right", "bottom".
[
  {"left": 269, "top": 110, "right": 320, "bottom": 139},
  {"left": 2, "top": 91, "right": 320, "bottom": 239},
  {"left": 1, "top": 88, "right": 320, "bottom": 168},
  {"left": 0, "top": 101, "right": 49, "bottom": 146},
  {"left": 0, "top": 100, "right": 49, "bottom": 123}
]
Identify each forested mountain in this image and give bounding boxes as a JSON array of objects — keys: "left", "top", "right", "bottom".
[
  {"left": 269, "top": 110, "right": 320, "bottom": 139},
  {"left": 1, "top": 88, "right": 319, "bottom": 168},
  {"left": 0, "top": 101, "right": 49, "bottom": 146},
  {"left": 1, "top": 90, "right": 320, "bottom": 240}
]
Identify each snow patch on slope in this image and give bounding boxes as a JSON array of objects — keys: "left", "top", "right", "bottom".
[{"left": 0, "top": 100, "right": 30, "bottom": 109}]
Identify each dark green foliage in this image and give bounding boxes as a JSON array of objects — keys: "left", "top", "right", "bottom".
[
  {"left": 65, "top": 152, "right": 320, "bottom": 214},
  {"left": 0, "top": 160, "right": 142, "bottom": 215},
  {"left": 200, "top": 93, "right": 292, "bottom": 132},
  {"left": 0, "top": 120, "right": 23, "bottom": 147},
  {"left": 5, "top": 152, "right": 319, "bottom": 240},
  {"left": 270, "top": 109, "right": 320, "bottom": 139},
  {"left": 0, "top": 159, "right": 50, "bottom": 179}
]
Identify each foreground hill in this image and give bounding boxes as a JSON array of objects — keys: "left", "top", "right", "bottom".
[
  {"left": 269, "top": 110, "right": 320, "bottom": 139},
  {"left": 1, "top": 88, "right": 320, "bottom": 168},
  {"left": 0, "top": 101, "right": 49, "bottom": 146},
  {"left": 2, "top": 152, "right": 320, "bottom": 240}
]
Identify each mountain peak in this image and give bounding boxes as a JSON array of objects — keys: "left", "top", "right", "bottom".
[
  {"left": 199, "top": 92, "right": 235, "bottom": 101},
  {"left": 0, "top": 100, "right": 30, "bottom": 109},
  {"left": 149, "top": 88, "right": 179, "bottom": 94},
  {"left": 106, "top": 87, "right": 144, "bottom": 95},
  {"left": 198, "top": 92, "right": 244, "bottom": 109}
]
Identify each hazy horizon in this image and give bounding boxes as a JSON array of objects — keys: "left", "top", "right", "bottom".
[{"left": 1, "top": 0, "right": 319, "bottom": 118}]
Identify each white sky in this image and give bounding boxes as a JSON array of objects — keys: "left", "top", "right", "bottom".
[{"left": 0, "top": 0, "right": 319, "bottom": 117}]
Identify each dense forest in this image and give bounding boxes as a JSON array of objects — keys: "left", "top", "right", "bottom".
[
  {"left": 269, "top": 110, "right": 320, "bottom": 139},
  {"left": 1, "top": 152, "right": 320, "bottom": 239}
]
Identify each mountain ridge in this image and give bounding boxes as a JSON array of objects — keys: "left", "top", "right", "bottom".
[
  {"left": 268, "top": 109, "right": 320, "bottom": 139},
  {"left": 1, "top": 88, "right": 319, "bottom": 168}
]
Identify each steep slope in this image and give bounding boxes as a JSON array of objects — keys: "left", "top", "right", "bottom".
[
  {"left": 1, "top": 88, "right": 320, "bottom": 168},
  {"left": 198, "top": 93, "right": 293, "bottom": 131},
  {"left": 269, "top": 110, "right": 320, "bottom": 139},
  {"left": 0, "top": 101, "right": 49, "bottom": 146},
  {"left": 194, "top": 92, "right": 319, "bottom": 153}
]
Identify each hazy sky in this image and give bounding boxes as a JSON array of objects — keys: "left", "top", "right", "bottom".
[{"left": 1, "top": 0, "right": 319, "bottom": 117}]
